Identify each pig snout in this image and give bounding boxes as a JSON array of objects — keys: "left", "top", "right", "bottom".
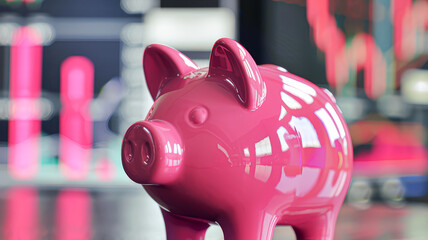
[{"left": 121, "top": 120, "right": 183, "bottom": 185}]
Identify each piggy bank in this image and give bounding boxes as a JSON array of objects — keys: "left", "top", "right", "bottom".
[{"left": 122, "top": 38, "right": 353, "bottom": 240}]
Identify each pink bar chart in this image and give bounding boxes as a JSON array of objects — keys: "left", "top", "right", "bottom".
[
  {"left": 8, "top": 26, "right": 43, "bottom": 180},
  {"left": 59, "top": 56, "right": 94, "bottom": 180}
]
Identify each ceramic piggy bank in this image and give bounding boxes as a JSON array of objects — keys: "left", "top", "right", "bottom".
[{"left": 122, "top": 38, "right": 353, "bottom": 240}]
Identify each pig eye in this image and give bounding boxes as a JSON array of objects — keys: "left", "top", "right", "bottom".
[{"left": 188, "top": 106, "right": 208, "bottom": 125}]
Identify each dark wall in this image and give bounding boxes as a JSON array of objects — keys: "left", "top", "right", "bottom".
[{"left": 239, "top": 0, "right": 328, "bottom": 86}]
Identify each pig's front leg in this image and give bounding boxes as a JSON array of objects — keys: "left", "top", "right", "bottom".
[
  {"left": 161, "top": 208, "right": 210, "bottom": 240},
  {"left": 218, "top": 211, "right": 278, "bottom": 240}
]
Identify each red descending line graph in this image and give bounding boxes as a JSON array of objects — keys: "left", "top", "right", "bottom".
[{"left": 278, "top": 0, "right": 428, "bottom": 98}]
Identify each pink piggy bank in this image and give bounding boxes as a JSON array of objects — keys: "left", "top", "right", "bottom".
[{"left": 122, "top": 38, "right": 353, "bottom": 240}]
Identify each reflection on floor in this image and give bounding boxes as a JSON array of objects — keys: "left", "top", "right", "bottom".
[{"left": 0, "top": 187, "right": 427, "bottom": 240}]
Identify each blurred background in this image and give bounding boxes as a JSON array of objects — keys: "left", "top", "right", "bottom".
[{"left": 0, "top": 0, "right": 427, "bottom": 239}]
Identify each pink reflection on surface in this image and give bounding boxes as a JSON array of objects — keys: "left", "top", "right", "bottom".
[
  {"left": 8, "top": 26, "right": 42, "bottom": 180},
  {"left": 59, "top": 57, "right": 94, "bottom": 180},
  {"left": 3, "top": 188, "right": 39, "bottom": 240},
  {"left": 55, "top": 189, "right": 91, "bottom": 240},
  {"left": 352, "top": 121, "right": 428, "bottom": 176}
]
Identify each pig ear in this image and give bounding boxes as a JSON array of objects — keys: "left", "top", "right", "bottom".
[
  {"left": 208, "top": 38, "right": 266, "bottom": 110},
  {"left": 143, "top": 44, "right": 199, "bottom": 100}
]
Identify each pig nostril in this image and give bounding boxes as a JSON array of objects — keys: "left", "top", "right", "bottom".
[
  {"left": 124, "top": 140, "right": 134, "bottom": 163},
  {"left": 142, "top": 141, "right": 152, "bottom": 165}
]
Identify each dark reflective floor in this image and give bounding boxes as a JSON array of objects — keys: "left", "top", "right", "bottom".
[{"left": 0, "top": 187, "right": 427, "bottom": 240}]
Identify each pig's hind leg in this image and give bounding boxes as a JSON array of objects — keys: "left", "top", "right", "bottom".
[
  {"left": 161, "top": 208, "right": 210, "bottom": 240},
  {"left": 291, "top": 208, "right": 340, "bottom": 240}
]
